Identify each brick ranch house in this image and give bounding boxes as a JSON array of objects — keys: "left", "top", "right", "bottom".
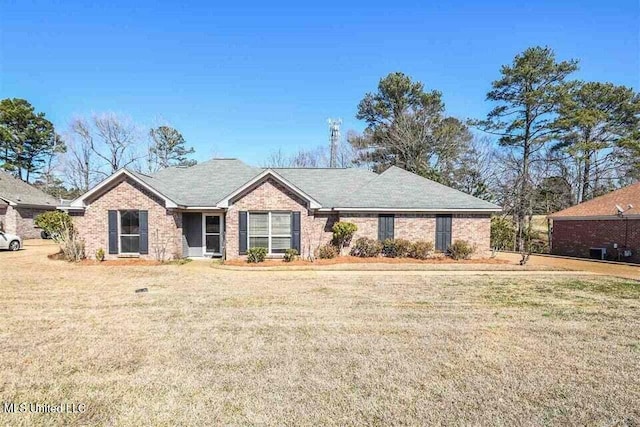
[
  {"left": 549, "top": 182, "right": 640, "bottom": 263},
  {"left": 0, "top": 170, "right": 58, "bottom": 239},
  {"left": 62, "top": 159, "right": 501, "bottom": 260}
]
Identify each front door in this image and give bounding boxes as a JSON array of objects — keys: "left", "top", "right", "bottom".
[
  {"left": 435, "top": 215, "right": 452, "bottom": 252},
  {"left": 204, "top": 214, "right": 222, "bottom": 256},
  {"left": 182, "top": 213, "right": 203, "bottom": 257}
]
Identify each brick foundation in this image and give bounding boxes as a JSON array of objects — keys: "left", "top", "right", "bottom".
[{"left": 551, "top": 218, "right": 640, "bottom": 263}]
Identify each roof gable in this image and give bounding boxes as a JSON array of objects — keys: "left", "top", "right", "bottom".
[
  {"left": 217, "top": 169, "right": 322, "bottom": 209},
  {"left": 69, "top": 169, "right": 179, "bottom": 208}
]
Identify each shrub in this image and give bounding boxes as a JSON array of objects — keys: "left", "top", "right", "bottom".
[
  {"left": 409, "top": 240, "right": 434, "bottom": 260},
  {"left": 350, "top": 237, "right": 383, "bottom": 257},
  {"left": 35, "top": 211, "right": 73, "bottom": 241},
  {"left": 331, "top": 221, "right": 357, "bottom": 254},
  {"left": 381, "top": 238, "right": 411, "bottom": 258},
  {"left": 35, "top": 211, "right": 84, "bottom": 261},
  {"left": 491, "top": 216, "right": 516, "bottom": 251},
  {"left": 247, "top": 247, "right": 267, "bottom": 263},
  {"left": 318, "top": 244, "right": 338, "bottom": 259},
  {"left": 61, "top": 231, "right": 85, "bottom": 262},
  {"left": 448, "top": 240, "right": 475, "bottom": 260},
  {"left": 283, "top": 248, "right": 299, "bottom": 262},
  {"left": 95, "top": 248, "right": 105, "bottom": 262}
]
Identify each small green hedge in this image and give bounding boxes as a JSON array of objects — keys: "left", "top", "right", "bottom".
[
  {"left": 350, "top": 237, "right": 383, "bottom": 257},
  {"left": 318, "top": 244, "right": 338, "bottom": 259},
  {"left": 283, "top": 248, "right": 299, "bottom": 262},
  {"left": 409, "top": 240, "right": 434, "bottom": 260},
  {"left": 381, "top": 239, "right": 411, "bottom": 258},
  {"left": 247, "top": 247, "right": 267, "bottom": 263},
  {"left": 448, "top": 240, "right": 475, "bottom": 260}
]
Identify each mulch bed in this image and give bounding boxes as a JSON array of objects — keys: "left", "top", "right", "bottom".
[{"left": 223, "top": 256, "right": 509, "bottom": 267}]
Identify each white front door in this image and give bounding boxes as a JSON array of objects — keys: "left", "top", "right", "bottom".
[{"left": 203, "top": 214, "right": 223, "bottom": 256}]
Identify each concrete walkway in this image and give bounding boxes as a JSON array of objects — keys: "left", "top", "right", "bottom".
[{"left": 496, "top": 252, "right": 640, "bottom": 281}]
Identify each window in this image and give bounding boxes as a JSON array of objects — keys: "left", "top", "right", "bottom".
[
  {"left": 120, "top": 210, "right": 140, "bottom": 253},
  {"left": 248, "top": 212, "right": 292, "bottom": 254}
]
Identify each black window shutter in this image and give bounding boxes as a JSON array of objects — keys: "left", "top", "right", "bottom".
[
  {"left": 108, "top": 210, "right": 118, "bottom": 254},
  {"left": 139, "top": 210, "right": 149, "bottom": 254},
  {"left": 239, "top": 211, "right": 248, "bottom": 255},
  {"left": 291, "top": 211, "right": 301, "bottom": 252},
  {"left": 378, "top": 215, "right": 394, "bottom": 241}
]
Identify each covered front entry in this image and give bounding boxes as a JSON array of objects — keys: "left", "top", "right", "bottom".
[{"left": 182, "top": 212, "right": 224, "bottom": 258}]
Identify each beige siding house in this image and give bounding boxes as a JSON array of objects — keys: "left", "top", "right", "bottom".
[{"left": 63, "top": 159, "right": 500, "bottom": 260}]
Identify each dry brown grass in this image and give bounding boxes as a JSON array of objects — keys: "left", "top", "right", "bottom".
[{"left": 1, "top": 242, "right": 639, "bottom": 425}]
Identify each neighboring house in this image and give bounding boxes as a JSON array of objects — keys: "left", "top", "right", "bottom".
[
  {"left": 0, "top": 170, "right": 58, "bottom": 238},
  {"left": 62, "top": 159, "right": 501, "bottom": 260},
  {"left": 549, "top": 182, "right": 640, "bottom": 263}
]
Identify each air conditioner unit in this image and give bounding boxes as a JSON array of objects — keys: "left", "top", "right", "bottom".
[
  {"left": 589, "top": 247, "right": 607, "bottom": 260},
  {"left": 622, "top": 250, "right": 633, "bottom": 258}
]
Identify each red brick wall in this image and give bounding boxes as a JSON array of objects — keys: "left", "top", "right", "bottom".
[
  {"left": 334, "top": 213, "right": 491, "bottom": 257},
  {"left": 551, "top": 218, "right": 640, "bottom": 263},
  {"left": 74, "top": 177, "right": 182, "bottom": 260},
  {"left": 452, "top": 214, "right": 492, "bottom": 257}
]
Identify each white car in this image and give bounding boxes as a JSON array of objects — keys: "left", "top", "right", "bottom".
[{"left": 0, "top": 231, "right": 22, "bottom": 251}]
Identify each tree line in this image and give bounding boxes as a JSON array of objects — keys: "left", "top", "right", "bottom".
[
  {"left": 263, "top": 47, "right": 639, "bottom": 252},
  {"left": 0, "top": 104, "right": 196, "bottom": 199},
  {"left": 2, "top": 46, "right": 639, "bottom": 252}
]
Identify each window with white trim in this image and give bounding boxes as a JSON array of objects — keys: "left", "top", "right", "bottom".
[
  {"left": 248, "top": 212, "right": 291, "bottom": 254},
  {"left": 119, "top": 210, "right": 140, "bottom": 253}
]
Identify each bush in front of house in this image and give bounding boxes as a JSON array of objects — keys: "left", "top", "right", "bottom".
[
  {"left": 95, "top": 248, "right": 105, "bottom": 262},
  {"left": 35, "top": 211, "right": 85, "bottom": 262},
  {"left": 247, "top": 247, "right": 267, "bottom": 263},
  {"left": 491, "top": 216, "right": 516, "bottom": 251},
  {"left": 331, "top": 221, "right": 357, "bottom": 254},
  {"left": 448, "top": 240, "right": 475, "bottom": 260},
  {"left": 381, "top": 238, "right": 411, "bottom": 258},
  {"left": 318, "top": 244, "right": 338, "bottom": 259},
  {"left": 409, "top": 240, "right": 434, "bottom": 260},
  {"left": 283, "top": 248, "right": 299, "bottom": 262},
  {"left": 350, "top": 237, "right": 383, "bottom": 257},
  {"left": 35, "top": 210, "right": 73, "bottom": 240}
]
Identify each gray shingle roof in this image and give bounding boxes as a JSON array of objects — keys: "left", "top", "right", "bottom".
[
  {"left": 273, "top": 168, "right": 378, "bottom": 206},
  {"left": 0, "top": 170, "right": 58, "bottom": 207},
  {"left": 124, "top": 159, "right": 499, "bottom": 211},
  {"left": 131, "top": 159, "right": 259, "bottom": 206},
  {"left": 335, "top": 166, "right": 500, "bottom": 210}
]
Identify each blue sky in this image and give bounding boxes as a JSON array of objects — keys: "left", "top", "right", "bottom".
[{"left": 1, "top": 0, "right": 638, "bottom": 165}]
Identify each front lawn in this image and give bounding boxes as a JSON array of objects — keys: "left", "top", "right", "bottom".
[{"left": 1, "top": 244, "right": 638, "bottom": 425}]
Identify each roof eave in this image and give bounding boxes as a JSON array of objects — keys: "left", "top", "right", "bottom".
[
  {"left": 69, "top": 169, "right": 179, "bottom": 209},
  {"left": 317, "top": 207, "right": 502, "bottom": 213}
]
